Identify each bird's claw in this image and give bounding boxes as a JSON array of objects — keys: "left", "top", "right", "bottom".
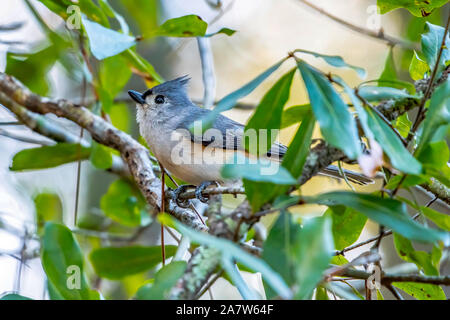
[
  {"left": 195, "top": 181, "right": 218, "bottom": 203},
  {"left": 171, "top": 184, "right": 195, "bottom": 208}
]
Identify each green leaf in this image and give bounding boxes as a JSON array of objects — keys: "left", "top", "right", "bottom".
[
  {"left": 308, "top": 191, "right": 448, "bottom": 243},
  {"left": 417, "top": 141, "right": 450, "bottom": 186},
  {"left": 242, "top": 112, "right": 315, "bottom": 212},
  {"left": 297, "top": 59, "right": 361, "bottom": 159},
  {"left": 199, "top": 58, "right": 288, "bottom": 130},
  {"left": 421, "top": 207, "right": 450, "bottom": 231},
  {"left": 109, "top": 103, "right": 131, "bottom": 133},
  {"left": 118, "top": 0, "right": 157, "bottom": 38},
  {"left": 421, "top": 22, "right": 450, "bottom": 74},
  {"left": 379, "top": 48, "right": 398, "bottom": 86},
  {"left": 295, "top": 49, "right": 366, "bottom": 78},
  {"left": 41, "top": 222, "right": 99, "bottom": 300},
  {"left": 262, "top": 211, "right": 301, "bottom": 299},
  {"left": 393, "top": 282, "right": 445, "bottom": 300},
  {"left": 0, "top": 293, "right": 33, "bottom": 300},
  {"left": 160, "top": 214, "right": 292, "bottom": 299},
  {"left": 395, "top": 113, "right": 412, "bottom": 138},
  {"left": 205, "top": 27, "right": 237, "bottom": 37},
  {"left": 327, "top": 206, "right": 367, "bottom": 251},
  {"left": 315, "top": 286, "right": 329, "bottom": 300},
  {"left": 416, "top": 79, "right": 450, "bottom": 156},
  {"left": 82, "top": 17, "right": 136, "bottom": 60},
  {"left": 281, "top": 104, "right": 311, "bottom": 128},
  {"left": 377, "top": 0, "right": 448, "bottom": 17},
  {"left": 221, "top": 154, "right": 297, "bottom": 185},
  {"left": 99, "top": 54, "right": 132, "bottom": 113},
  {"left": 34, "top": 193, "right": 63, "bottom": 234},
  {"left": 39, "top": 0, "right": 109, "bottom": 26},
  {"left": 245, "top": 68, "right": 296, "bottom": 155},
  {"left": 122, "top": 49, "right": 164, "bottom": 84},
  {"left": 334, "top": 76, "right": 374, "bottom": 141},
  {"left": 293, "top": 216, "right": 334, "bottom": 299},
  {"left": 10, "top": 143, "right": 91, "bottom": 171},
  {"left": 152, "top": 15, "right": 207, "bottom": 37},
  {"left": 365, "top": 108, "right": 422, "bottom": 175},
  {"left": 393, "top": 233, "right": 438, "bottom": 275},
  {"left": 5, "top": 34, "right": 70, "bottom": 96},
  {"left": 90, "top": 245, "right": 177, "bottom": 279},
  {"left": 135, "top": 261, "right": 187, "bottom": 299},
  {"left": 409, "top": 51, "right": 429, "bottom": 81},
  {"left": 358, "top": 86, "right": 417, "bottom": 101},
  {"left": 90, "top": 141, "right": 113, "bottom": 170},
  {"left": 100, "top": 179, "right": 147, "bottom": 227}
]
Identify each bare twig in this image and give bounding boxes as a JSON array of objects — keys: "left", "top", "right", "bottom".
[{"left": 296, "top": 0, "right": 418, "bottom": 50}]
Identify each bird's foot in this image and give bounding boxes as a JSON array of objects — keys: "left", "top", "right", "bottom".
[
  {"left": 195, "top": 181, "right": 218, "bottom": 203},
  {"left": 171, "top": 184, "right": 195, "bottom": 208}
]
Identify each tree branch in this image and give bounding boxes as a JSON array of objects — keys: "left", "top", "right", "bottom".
[{"left": 0, "top": 72, "right": 206, "bottom": 231}]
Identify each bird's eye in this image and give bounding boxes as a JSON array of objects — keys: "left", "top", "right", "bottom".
[{"left": 155, "top": 95, "right": 165, "bottom": 104}]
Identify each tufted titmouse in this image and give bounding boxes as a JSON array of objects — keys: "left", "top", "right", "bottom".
[{"left": 128, "top": 76, "right": 372, "bottom": 203}]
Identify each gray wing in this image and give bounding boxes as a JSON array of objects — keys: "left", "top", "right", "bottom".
[{"left": 175, "top": 105, "right": 287, "bottom": 158}]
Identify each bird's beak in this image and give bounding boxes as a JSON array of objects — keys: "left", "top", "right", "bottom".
[{"left": 128, "top": 90, "right": 145, "bottom": 104}]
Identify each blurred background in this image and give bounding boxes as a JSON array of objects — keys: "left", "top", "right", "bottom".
[{"left": 0, "top": 0, "right": 448, "bottom": 299}]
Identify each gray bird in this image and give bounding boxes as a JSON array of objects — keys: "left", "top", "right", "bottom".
[{"left": 128, "top": 76, "right": 372, "bottom": 205}]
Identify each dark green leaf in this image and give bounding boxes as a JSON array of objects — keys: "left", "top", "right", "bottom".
[
  {"left": 358, "top": 86, "right": 417, "bottom": 101},
  {"left": 262, "top": 211, "right": 301, "bottom": 299},
  {"left": 245, "top": 111, "right": 316, "bottom": 211},
  {"left": 416, "top": 79, "right": 450, "bottom": 156},
  {"left": 90, "top": 245, "right": 177, "bottom": 279},
  {"left": 135, "top": 261, "right": 187, "bottom": 299},
  {"left": 10, "top": 143, "right": 90, "bottom": 171},
  {"left": 295, "top": 49, "right": 366, "bottom": 78},
  {"left": 393, "top": 282, "right": 445, "bottom": 300},
  {"left": 281, "top": 104, "right": 311, "bottom": 128},
  {"left": 159, "top": 214, "right": 292, "bottom": 299},
  {"left": 100, "top": 179, "right": 147, "bottom": 227},
  {"left": 293, "top": 216, "right": 334, "bottom": 299},
  {"left": 421, "top": 22, "right": 450, "bottom": 74},
  {"left": 297, "top": 59, "right": 361, "bottom": 159},
  {"left": 327, "top": 206, "right": 367, "bottom": 251},
  {"left": 366, "top": 108, "right": 422, "bottom": 175},
  {"left": 42, "top": 222, "right": 99, "bottom": 300},
  {"left": 308, "top": 191, "right": 448, "bottom": 243},
  {"left": 379, "top": 48, "right": 398, "bottom": 86},
  {"left": 82, "top": 17, "right": 136, "bottom": 60},
  {"left": 394, "top": 233, "right": 438, "bottom": 275},
  {"left": 221, "top": 154, "right": 297, "bottom": 185},
  {"left": 421, "top": 207, "right": 450, "bottom": 231},
  {"left": 245, "top": 68, "right": 295, "bottom": 155},
  {"left": 0, "top": 293, "right": 32, "bottom": 300}
]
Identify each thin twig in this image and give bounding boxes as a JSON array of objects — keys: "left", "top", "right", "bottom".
[{"left": 296, "top": 0, "right": 418, "bottom": 50}]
